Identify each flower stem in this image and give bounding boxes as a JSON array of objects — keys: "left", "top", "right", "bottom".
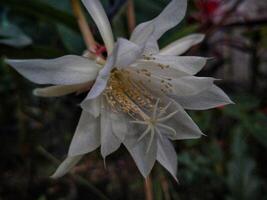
[
  {"left": 71, "top": 0, "right": 97, "bottom": 51},
  {"left": 126, "top": 0, "right": 136, "bottom": 33},
  {"left": 145, "top": 176, "right": 153, "bottom": 200}
]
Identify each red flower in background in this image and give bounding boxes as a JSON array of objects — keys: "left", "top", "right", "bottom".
[{"left": 194, "top": 0, "right": 222, "bottom": 24}]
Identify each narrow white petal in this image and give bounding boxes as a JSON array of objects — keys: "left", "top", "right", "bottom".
[
  {"left": 172, "top": 85, "right": 234, "bottom": 110},
  {"left": 110, "top": 112, "right": 128, "bottom": 142},
  {"left": 159, "top": 34, "right": 205, "bottom": 56},
  {"left": 68, "top": 111, "right": 100, "bottom": 156},
  {"left": 124, "top": 133, "right": 157, "bottom": 178},
  {"left": 170, "top": 76, "right": 215, "bottom": 97},
  {"left": 6, "top": 55, "right": 100, "bottom": 85},
  {"left": 130, "top": 0, "right": 187, "bottom": 43},
  {"left": 157, "top": 137, "right": 178, "bottom": 181},
  {"left": 152, "top": 55, "right": 208, "bottom": 75},
  {"left": 81, "top": 0, "right": 114, "bottom": 54},
  {"left": 33, "top": 82, "right": 92, "bottom": 97},
  {"left": 84, "top": 38, "right": 142, "bottom": 100},
  {"left": 81, "top": 96, "right": 101, "bottom": 118},
  {"left": 157, "top": 123, "right": 177, "bottom": 136},
  {"left": 51, "top": 155, "right": 83, "bottom": 178},
  {"left": 123, "top": 123, "right": 158, "bottom": 176},
  {"left": 129, "top": 70, "right": 214, "bottom": 97},
  {"left": 114, "top": 38, "right": 143, "bottom": 69},
  {"left": 131, "top": 60, "right": 189, "bottom": 78},
  {"left": 137, "top": 126, "right": 151, "bottom": 142},
  {"left": 162, "top": 99, "right": 203, "bottom": 140},
  {"left": 100, "top": 101, "right": 121, "bottom": 158},
  {"left": 143, "top": 35, "right": 159, "bottom": 56}
]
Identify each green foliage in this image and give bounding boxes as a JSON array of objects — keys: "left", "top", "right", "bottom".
[{"left": 226, "top": 129, "right": 262, "bottom": 200}]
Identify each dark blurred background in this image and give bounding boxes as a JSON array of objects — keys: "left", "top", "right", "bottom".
[{"left": 0, "top": 0, "right": 267, "bottom": 199}]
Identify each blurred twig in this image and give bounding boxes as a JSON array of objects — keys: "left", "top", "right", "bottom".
[
  {"left": 223, "top": 18, "right": 267, "bottom": 28},
  {"left": 71, "top": 0, "right": 97, "bottom": 52},
  {"left": 144, "top": 176, "right": 153, "bottom": 200},
  {"left": 205, "top": 0, "right": 244, "bottom": 36},
  {"left": 126, "top": 0, "right": 136, "bottom": 33},
  {"left": 37, "top": 146, "right": 110, "bottom": 200},
  {"left": 107, "top": 0, "right": 127, "bottom": 20}
]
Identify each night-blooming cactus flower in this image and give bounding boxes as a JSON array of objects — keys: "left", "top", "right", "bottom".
[{"left": 6, "top": 0, "right": 233, "bottom": 180}]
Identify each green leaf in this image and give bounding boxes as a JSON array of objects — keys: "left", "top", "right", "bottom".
[
  {"left": 57, "top": 24, "right": 84, "bottom": 53},
  {"left": 0, "top": 19, "right": 32, "bottom": 48},
  {"left": 226, "top": 130, "right": 262, "bottom": 200},
  {"left": 0, "top": 0, "right": 78, "bottom": 32}
]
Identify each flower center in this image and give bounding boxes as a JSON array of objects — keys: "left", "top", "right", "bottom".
[{"left": 103, "top": 69, "right": 155, "bottom": 120}]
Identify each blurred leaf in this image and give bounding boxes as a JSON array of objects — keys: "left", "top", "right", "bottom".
[
  {"left": 153, "top": 177, "right": 163, "bottom": 200},
  {"left": 159, "top": 24, "right": 199, "bottom": 48},
  {"left": 222, "top": 95, "right": 260, "bottom": 119},
  {"left": 0, "top": 19, "right": 32, "bottom": 48},
  {"left": 0, "top": 0, "right": 78, "bottom": 32},
  {"left": 57, "top": 24, "right": 84, "bottom": 53},
  {"left": 226, "top": 129, "right": 262, "bottom": 200}
]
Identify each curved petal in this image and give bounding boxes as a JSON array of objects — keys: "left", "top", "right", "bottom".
[
  {"left": 81, "top": 96, "right": 101, "bottom": 118},
  {"left": 157, "top": 137, "right": 178, "bottom": 181},
  {"left": 159, "top": 34, "right": 205, "bottom": 56},
  {"left": 134, "top": 56, "right": 207, "bottom": 78},
  {"left": 131, "top": 72, "right": 215, "bottom": 97},
  {"left": 33, "top": 82, "right": 92, "bottom": 97},
  {"left": 124, "top": 132, "right": 157, "bottom": 178},
  {"left": 68, "top": 111, "right": 100, "bottom": 156},
  {"left": 100, "top": 100, "right": 121, "bottom": 158},
  {"left": 143, "top": 35, "right": 159, "bottom": 56},
  {"left": 110, "top": 112, "right": 128, "bottom": 142},
  {"left": 130, "top": 0, "right": 187, "bottom": 43},
  {"left": 172, "top": 85, "right": 234, "bottom": 110},
  {"left": 152, "top": 55, "right": 207, "bottom": 75},
  {"left": 51, "top": 155, "right": 83, "bottom": 178},
  {"left": 170, "top": 76, "right": 215, "bottom": 97},
  {"left": 81, "top": 0, "right": 114, "bottom": 54},
  {"left": 6, "top": 55, "right": 100, "bottom": 85},
  {"left": 84, "top": 38, "right": 142, "bottom": 100},
  {"left": 162, "top": 99, "right": 204, "bottom": 140}
]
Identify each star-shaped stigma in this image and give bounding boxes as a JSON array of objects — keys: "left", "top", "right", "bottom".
[{"left": 130, "top": 99, "right": 179, "bottom": 153}]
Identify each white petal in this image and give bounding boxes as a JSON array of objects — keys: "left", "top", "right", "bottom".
[
  {"left": 143, "top": 35, "right": 159, "bottom": 56},
  {"left": 157, "top": 137, "right": 178, "bottom": 181},
  {"left": 110, "top": 112, "right": 128, "bottom": 142},
  {"left": 132, "top": 73, "right": 214, "bottom": 97},
  {"left": 100, "top": 100, "right": 121, "bottom": 158},
  {"left": 130, "top": 0, "right": 187, "bottom": 43},
  {"left": 123, "top": 126, "right": 157, "bottom": 177},
  {"left": 170, "top": 76, "right": 215, "bottom": 97},
  {"left": 6, "top": 55, "right": 100, "bottom": 85},
  {"left": 114, "top": 38, "right": 143, "bottom": 69},
  {"left": 152, "top": 55, "right": 207, "bottom": 75},
  {"left": 84, "top": 38, "right": 142, "bottom": 100},
  {"left": 132, "top": 60, "right": 189, "bottom": 78},
  {"left": 81, "top": 96, "right": 101, "bottom": 118},
  {"left": 68, "top": 111, "right": 100, "bottom": 156},
  {"left": 33, "top": 82, "right": 92, "bottom": 97},
  {"left": 81, "top": 0, "right": 114, "bottom": 54},
  {"left": 162, "top": 99, "right": 203, "bottom": 140},
  {"left": 159, "top": 34, "right": 205, "bottom": 56},
  {"left": 172, "top": 85, "right": 234, "bottom": 110},
  {"left": 51, "top": 155, "right": 83, "bottom": 178}
]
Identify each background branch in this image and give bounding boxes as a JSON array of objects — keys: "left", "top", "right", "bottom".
[
  {"left": 144, "top": 176, "right": 153, "bottom": 200},
  {"left": 126, "top": 0, "right": 136, "bottom": 33},
  {"left": 71, "top": 0, "right": 97, "bottom": 51}
]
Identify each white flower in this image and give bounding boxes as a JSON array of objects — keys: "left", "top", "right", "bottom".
[{"left": 6, "top": 0, "right": 233, "bottom": 180}]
